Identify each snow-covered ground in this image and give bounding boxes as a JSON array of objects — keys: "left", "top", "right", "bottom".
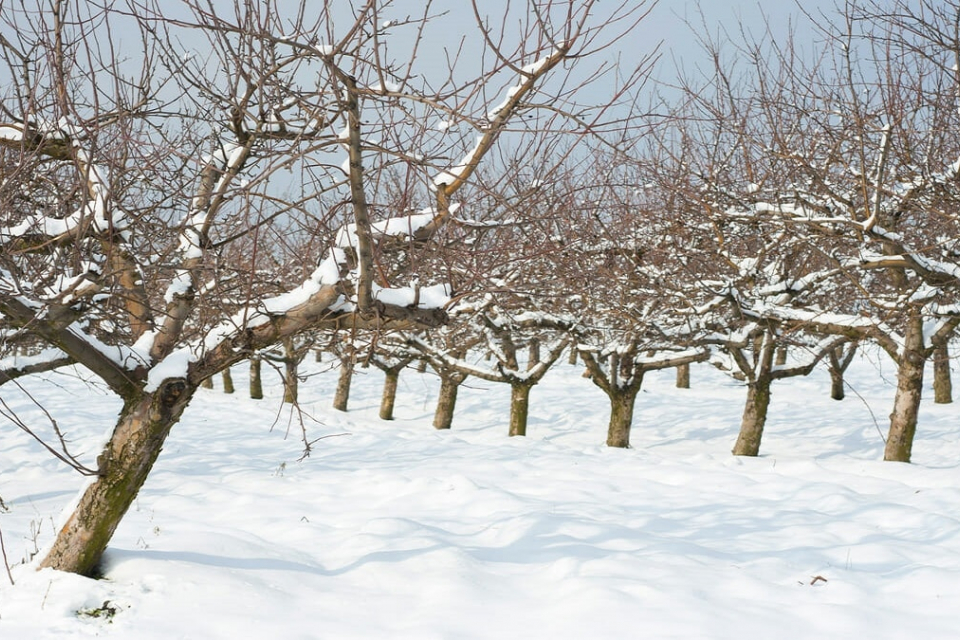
[{"left": 2, "top": 348, "right": 960, "bottom": 639}]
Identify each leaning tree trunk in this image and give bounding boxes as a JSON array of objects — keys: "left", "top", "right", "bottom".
[
  {"left": 433, "top": 370, "right": 464, "bottom": 430},
  {"left": 605, "top": 385, "right": 641, "bottom": 448},
  {"left": 508, "top": 381, "right": 533, "bottom": 437},
  {"left": 731, "top": 375, "right": 772, "bottom": 457},
  {"left": 39, "top": 379, "right": 196, "bottom": 577},
  {"left": 933, "top": 339, "right": 952, "bottom": 405},
  {"left": 333, "top": 355, "right": 355, "bottom": 412},
  {"left": 675, "top": 363, "right": 690, "bottom": 389},
  {"left": 379, "top": 369, "right": 400, "bottom": 420},
  {"left": 249, "top": 354, "right": 263, "bottom": 400},
  {"left": 885, "top": 316, "right": 926, "bottom": 462}
]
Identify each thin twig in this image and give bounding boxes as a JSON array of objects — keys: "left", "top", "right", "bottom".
[{"left": 0, "top": 527, "right": 15, "bottom": 585}]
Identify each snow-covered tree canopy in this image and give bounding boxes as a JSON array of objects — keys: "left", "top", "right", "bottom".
[
  {"left": 0, "top": 0, "right": 655, "bottom": 577},
  {"left": 0, "top": 0, "right": 650, "bottom": 394}
]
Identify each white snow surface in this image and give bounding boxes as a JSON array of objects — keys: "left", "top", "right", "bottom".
[{"left": 3, "top": 352, "right": 960, "bottom": 638}]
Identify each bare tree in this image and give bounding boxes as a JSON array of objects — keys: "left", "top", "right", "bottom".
[
  {"left": 0, "top": 0, "right": 650, "bottom": 575},
  {"left": 661, "top": 1, "right": 960, "bottom": 462}
]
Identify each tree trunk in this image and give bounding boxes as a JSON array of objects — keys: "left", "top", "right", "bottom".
[
  {"left": 676, "top": 363, "right": 690, "bottom": 389},
  {"left": 829, "top": 368, "right": 845, "bottom": 401},
  {"left": 39, "top": 380, "right": 196, "bottom": 576},
  {"left": 933, "top": 340, "right": 952, "bottom": 405},
  {"left": 775, "top": 346, "right": 787, "bottom": 366},
  {"left": 885, "top": 316, "right": 926, "bottom": 462},
  {"left": 333, "top": 356, "right": 355, "bottom": 412},
  {"left": 827, "top": 343, "right": 857, "bottom": 401},
  {"left": 606, "top": 386, "right": 640, "bottom": 448},
  {"left": 200, "top": 376, "right": 213, "bottom": 389},
  {"left": 528, "top": 339, "right": 540, "bottom": 368},
  {"left": 282, "top": 339, "right": 298, "bottom": 404},
  {"left": 433, "top": 372, "right": 463, "bottom": 430},
  {"left": 732, "top": 376, "right": 772, "bottom": 457},
  {"left": 508, "top": 382, "right": 533, "bottom": 437},
  {"left": 379, "top": 370, "right": 400, "bottom": 420},
  {"left": 568, "top": 347, "right": 578, "bottom": 366},
  {"left": 221, "top": 368, "right": 235, "bottom": 395},
  {"left": 249, "top": 354, "right": 263, "bottom": 400}
]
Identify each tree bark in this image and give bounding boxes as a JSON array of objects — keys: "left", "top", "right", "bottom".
[
  {"left": 433, "top": 372, "right": 464, "bottom": 430},
  {"left": 829, "top": 367, "right": 845, "bottom": 401},
  {"left": 249, "top": 354, "right": 263, "bottom": 400},
  {"left": 676, "top": 363, "right": 690, "bottom": 389},
  {"left": 775, "top": 346, "right": 787, "bottom": 366},
  {"left": 333, "top": 355, "right": 355, "bottom": 412},
  {"left": 221, "top": 368, "right": 235, "bottom": 395},
  {"left": 379, "top": 370, "right": 400, "bottom": 420},
  {"left": 827, "top": 343, "right": 857, "bottom": 401},
  {"left": 39, "top": 380, "right": 196, "bottom": 576},
  {"left": 933, "top": 339, "right": 952, "bottom": 405},
  {"left": 508, "top": 382, "right": 533, "bottom": 437},
  {"left": 885, "top": 315, "right": 926, "bottom": 462},
  {"left": 606, "top": 386, "right": 640, "bottom": 448},
  {"left": 732, "top": 376, "right": 772, "bottom": 457},
  {"left": 282, "top": 339, "right": 298, "bottom": 404}
]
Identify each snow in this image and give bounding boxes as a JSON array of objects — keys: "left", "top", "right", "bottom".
[
  {"left": 367, "top": 80, "right": 401, "bottom": 93},
  {"left": 372, "top": 282, "right": 450, "bottom": 309},
  {"left": 3, "top": 353, "right": 960, "bottom": 638},
  {"left": 433, "top": 136, "right": 483, "bottom": 187},
  {"left": 0, "top": 123, "right": 24, "bottom": 140},
  {"left": 0, "top": 348, "right": 67, "bottom": 372},
  {"left": 143, "top": 348, "right": 192, "bottom": 392},
  {"left": 373, "top": 210, "right": 436, "bottom": 238}
]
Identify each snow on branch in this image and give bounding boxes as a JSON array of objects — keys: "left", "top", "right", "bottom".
[
  {"left": 0, "top": 125, "right": 127, "bottom": 248},
  {"left": 430, "top": 47, "right": 568, "bottom": 203},
  {"left": 0, "top": 348, "right": 74, "bottom": 386},
  {"left": 147, "top": 136, "right": 253, "bottom": 363}
]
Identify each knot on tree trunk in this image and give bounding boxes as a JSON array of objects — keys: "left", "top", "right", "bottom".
[{"left": 160, "top": 379, "right": 187, "bottom": 406}]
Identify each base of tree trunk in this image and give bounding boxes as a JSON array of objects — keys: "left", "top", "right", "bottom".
[
  {"left": 829, "top": 371, "right": 845, "bottom": 401},
  {"left": 379, "top": 371, "right": 400, "bottom": 420},
  {"left": 508, "top": 383, "right": 532, "bottom": 437},
  {"left": 333, "top": 358, "right": 354, "bottom": 412},
  {"left": 933, "top": 341, "right": 952, "bottom": 404},
  {"left": 433, "top": 375, "right": 461, "bottom": 430},
  {"left": 884, "top": 318, "right": 926, "bottom": 462},
  {"left": 222, "top": 368, "right": 235, "bottom": 395},
  {"left": 249, "top": 356, "right": 263, "bottom": 400},
  {"left": 39, "top": 380, "right": 196, "bottom": 576},
  {"left": 675, "top": 363, "right": 690, "bottom": 389},
  {"left": 732, "top": 381, "right": 771, "bottom": 457},
  {"left": 606, "top": 391, "right": 638, "bottom": 448}
]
